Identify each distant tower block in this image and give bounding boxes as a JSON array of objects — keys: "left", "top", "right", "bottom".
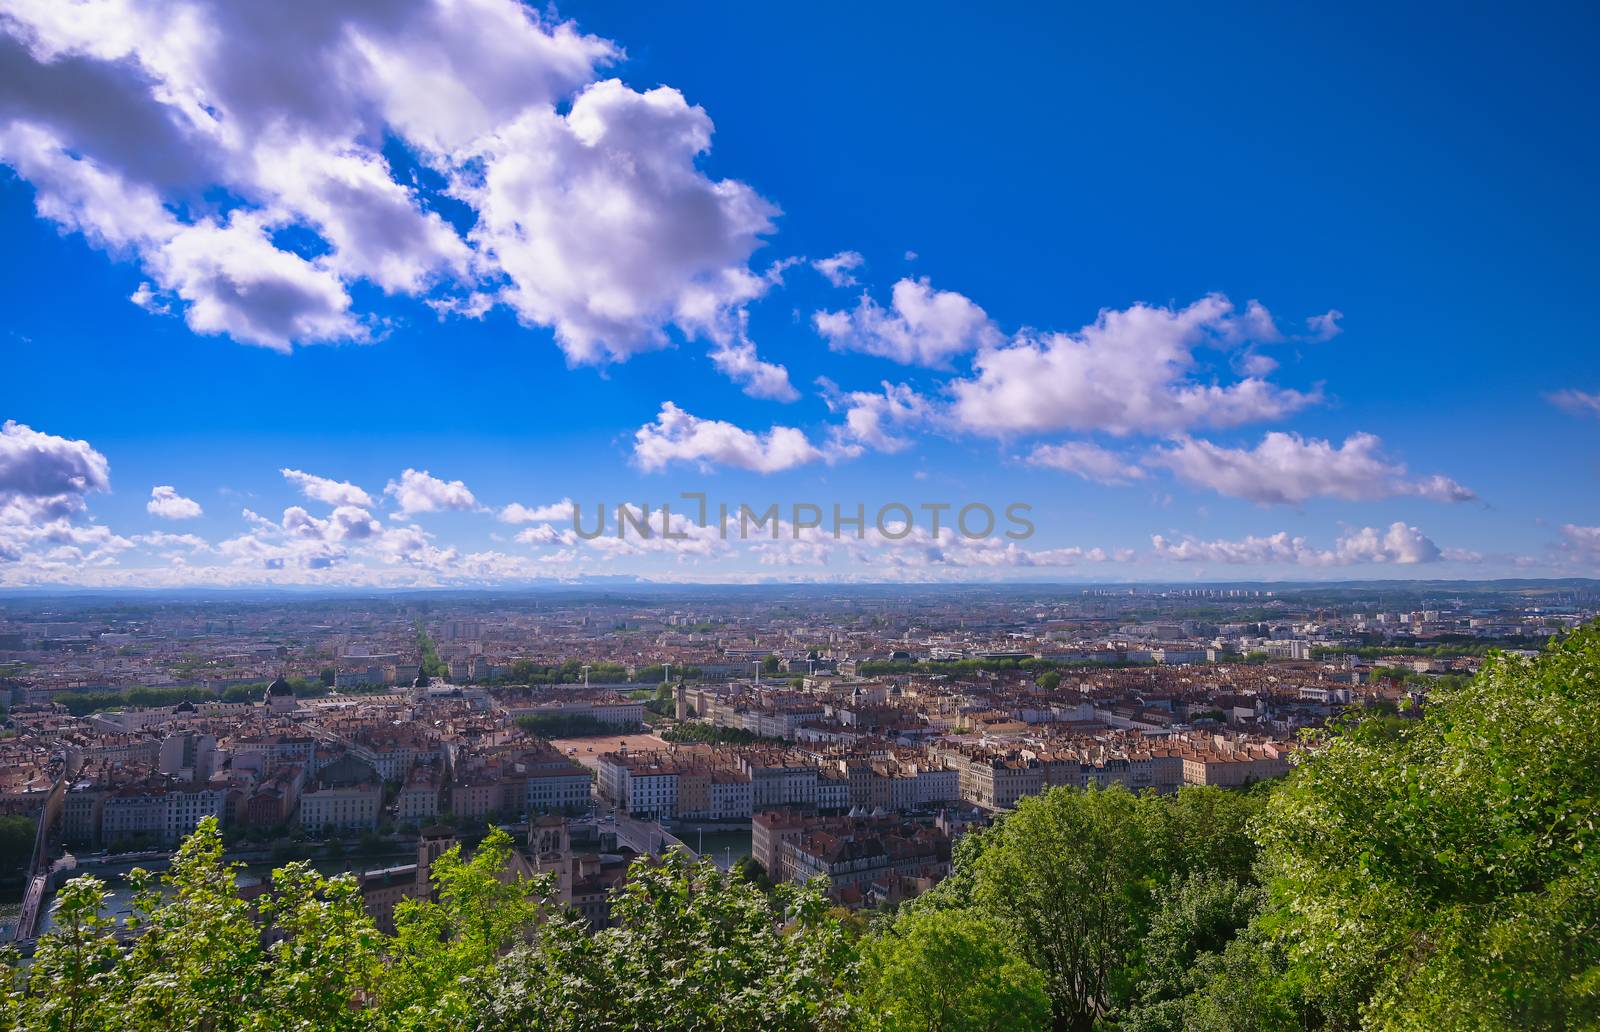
[{"left": 674, "top": 679, "right": 688, "bottom": 720}]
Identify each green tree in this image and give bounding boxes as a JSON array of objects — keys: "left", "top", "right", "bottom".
[
  {"left": 1254, "top": 624, "right": 1600, "bottom": 1029},
  {"left": 938, "top": 785, "right": 1260, "bottom": 1032},
  {"left": 854, "top": 906, "right": 1051, "bottom": 1032},
  {"left": 0, "top": 813, "right": 35, "bottom": 878},
  {"left": 9, "top": 877, "right": 122, "bottom": 1032},
  {"left": 1115, "top": 872, "right": 1265, "bottom": 1031},
  {"left": 118, "top": 817, "right": 265, "bottom": 1029},
  {"left": 732, "top": 854, "right": 772, "bottom": 891},
  {"left": 253, "top": 862, "right": 386, "bottom": 1030},
  {"left": 966, "top": 786, "right": 1160, "bottom": 1031},
  {"left": 1037, "top": 671, "right": 1062, "bottom": 691},
  {"left": 478, "top": 848, "right": 854, "bottom": 1031},
  {"left": 380, "top": 826, "right": 549, "bottom": 1026}
]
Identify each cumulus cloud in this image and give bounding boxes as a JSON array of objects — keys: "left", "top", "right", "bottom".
[
  {"left": 499, "top": 499, "right": 575, "bottom": 524},
  {"left": 0, "top": 1, "right": 779, "bottom": 367},
  {"left": 817, "top": 378, "right": 930, "bottom": 454},
  {"left": 384, "top": 468, "right": 478, "bottom": 516},
  {"left": 280, "top": 468, "right": 374, "bottom": 507},
  {"left": 1149, "top": 431, "right": 1475, "bottom": 505},
  {"left": 146, "top": 485, "right": 202, "bottom": 519},
  {"left": 0, "top": 419, "right": 111, "bottom": 506},
  {"left": 707, "top": 333, "right": 798, "bottom": 401},
  {"left": 814, "top": 277, "right": 1001, "bottom": 367},
  {"left": 466, "top": 78, "right": 778, "bottom": 363},
  {"left": 1027, "top": 441, "right": 1146, "bottom": 485},
  {"left": 1332, "top": 522, "right": 1443, "bottom": 564},
  {"left": 948, "top": 294, "right": 1315, "bottom": 436},
  {"left": 632, "top": 402, "right": 829, "bottom": 473},
  {"left": 1152, "top": 521, "right": 1444, "bottom": 565},
  {"left": 0, "top": 420, "right": 120, "bottom": 566},
  {"left": 1548, "top": 389, "right": 1600, "bottom": 419},
  {"left": 812, "top": 250, "right": 864, "bottom": 287}
]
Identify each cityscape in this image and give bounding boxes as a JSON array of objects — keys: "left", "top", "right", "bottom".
[{"left": 1, "top": 0, "right": 1598, "bottom": 1029}]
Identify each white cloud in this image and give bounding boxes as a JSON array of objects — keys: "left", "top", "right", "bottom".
[
  {"left": 632, "top": 402, "right": 829, "bottom": 473},
  {"left": 812, "top": 250, "right": 864, "bottom": 287},
  {"left": 948, "top": 294, "right": 1315, "bottom": 436},
  {"left": 0, "top": 419, "right": 110, "bottom": 507},
  {"left": 1548, "top": 389, "right": 1600, "bottom": 420},
  {"left": 1027, "top": 441, "right": 1146, "bottom": 485},
  {"left": 134, "top": 531, "right": 210, "bottom": 551},
  {"left": 1152, "top": 521, "right": 1444, "bottom": 565},
  {"left": 1333, "top": 522, "right": 1442, "bottom": 564},
  {"left": 817, "top": 378, "right": 929, "bottom": 454},
  {"left": 1149, "top": 431, "right": 1475, "bottom": 505},
  {"left": 707, "top": 334, "right": 798, "bottom": 402},
  {"left": 500, "top": 499, "right": 575, "bottom": 524},
  {"left": 466, "top": 78, "right": 779, "bottom": 363},
  {"left": 384, "top": 468, "right": 478, "bottom": 516},
  {"left": 280, "top": 468, "right": 374, "bottom": 508},
  {"left": 0, "top": 1, "right": 780, "bottom": 364},
  {"left": 0, "top": 420, "right": 119, "bottom": 565},
  {"left": 514, "top": 523, "right": 577, "bottom": 546},
  {"left": 1305, "top": 310, "right": 1343, "bottom": 341},
  {"left": 146, "top": 485, "right": 203, "bottom": 519},
  {"left": 814, "top": 277, "right": 1001, "bottom": 366},
  {"left": 1559, "top": 524, "right": 1600, "bottom": 565}
]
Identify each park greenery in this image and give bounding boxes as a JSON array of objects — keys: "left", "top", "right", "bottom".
[
  {"left": 513, "top": 713, "right": 622, "bottom": 738},
  {"left": 414, "top": 621, "right": 447, "bottom": 679},
  {"left": 50, "top": 677, "right": 332, "bottom": 717},
  {"left": 659, "top": 722, "right": 779, "bottom": 746},
  {"left": 486, "top": 659, "right": 700, "bottom": 684},
  {"left": 5, "top": 624, "right": 1599, "bottom": 1030},
  {"left": 857, "top": 656, "right": 1157, "bottom": 678}
]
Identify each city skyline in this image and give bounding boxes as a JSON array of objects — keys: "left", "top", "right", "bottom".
[{"left": 2, "top": 2, "right": 1598, "bottom": 587}]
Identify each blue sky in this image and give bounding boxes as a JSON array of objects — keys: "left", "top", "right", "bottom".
[{"left": 0, "top": 0, "right": 1596, "bottom": 586}]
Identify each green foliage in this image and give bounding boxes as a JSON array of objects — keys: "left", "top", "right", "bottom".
[
  {"left": 490, "top": 658, "right": 704, "bottom": 685},
  {"left": 380, "top": 827, "right": 548, "bottom": 1026},
  {"left": 1114, "top": 873, "right": 1266, "bottom": 1031},
  {"left": 7, "top": 824, "right": 848, "bottom": 1031},
  {"left": 1036, "top": 670, "right": 1062, "bottom": 691},
  {"left": 413, "top": 621, "right": 447, "bottom": 679},
  {"left": 515, "top": 712, "right": 623, "bottom": 737},
  {"left": 11, "top": 875, "right": 124, "bottom": 1032},
  {"left": 732, "top": 854, "right": 772, "bottom": 891},
  {"left": 0, "top": 813, "right": 35, "bottom": 879},
  {"left": 660, "top": 722, "right": 780, "bottom": 745},
  {"left": 912, "top": 785, "right": 1262, "bottom": 1032},
  {"left": 54, "top": 678, "right": 333, "bottom": 715},
  {"left": 56, "top": 684, "right": 214, "bottom": 716},
  {"left": 857, "top": 656, "right": 1155, "bottom": 677},
  {"left": 854, "top": 906, "right": 1051, "bottom": 1032},
  {"left": 1254, "top": 623, "right": 1600, "bottom": 1029},
  {"left": 478, "top": 848, "right": 854, "bottom": 1031}
]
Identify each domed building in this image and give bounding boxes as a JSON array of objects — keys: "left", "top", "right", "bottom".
[{"left": 265, "top": 673, "right": 297, "bottom": 715}]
